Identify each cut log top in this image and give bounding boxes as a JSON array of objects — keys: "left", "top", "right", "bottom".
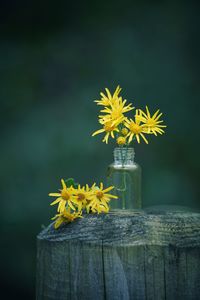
[{"left": 38, "top": 206, "right": 200, "bottom": 247}]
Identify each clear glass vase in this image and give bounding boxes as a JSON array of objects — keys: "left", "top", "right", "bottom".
[{"left": 107, "top": 147, "right": 142, "bottom": 209}]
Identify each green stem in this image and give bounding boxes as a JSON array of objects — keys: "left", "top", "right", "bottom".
[
  {"left": 121, "top": 170, "right": 127, "bottom": 209},
  {"left": 119, "top": 145, "right": 128, "bottom": 209}
]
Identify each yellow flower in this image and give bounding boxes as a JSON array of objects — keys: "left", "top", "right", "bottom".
[
  {"left": 125, "top": 112, "right": 148, "bottom": 144},
  {"left": 138, "top": 106, "right": 166, "bottom": 136},
  {"left": 117, "top": 136, "right": 126, "bottom": 145},
  {"left": 86, "top": 183, "right": 118, "bottom": 214},
  {"left": 92, "top": 120, "right": 120, "bottom": 144},
  {"left": 49, "top": 179, "right": 76, "bottom": 213},
  {"left": 94, "top": 85, "right": 122, "bottom": 106},
  {"left": 99, "top": 97, "right": 134, "bottom": 127},
  {"left": 52, "top": 207, "right": 82, "bottom": 229},
  {"left": 71, "top": 184, "right": 94, "bottom": 211}
]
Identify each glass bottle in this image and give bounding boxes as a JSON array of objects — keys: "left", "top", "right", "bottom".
[{"left": 107, "top": 147, "right": 141, "bottom": 209}]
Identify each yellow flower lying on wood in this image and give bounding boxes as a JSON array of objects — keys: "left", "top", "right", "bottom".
[
  {"left": 92, "top": 85, "right": 166, "bottom": 145},
  {"left": 86, "top": 182, "right": 118, "bottom": 214},
  {"left": 51, "top": 207, "right": 82, "bottom": 229},
  {"left": 72, "top": 184, "right": 94, "bottom": 212},
  {"left": 49, "top": 179, "right": 76, "bottom": 213},
  {"left": 49, "top": 178, "right": 118, "bottom": 229}
]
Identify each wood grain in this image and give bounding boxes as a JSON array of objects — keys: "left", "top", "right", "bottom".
[{"left": 36, "top": 206, "right": 200, "bottom": 300}]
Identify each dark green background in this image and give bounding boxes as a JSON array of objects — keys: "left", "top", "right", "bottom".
[{"left": 1, "top": 0, "right": 200, "bottom": 298}]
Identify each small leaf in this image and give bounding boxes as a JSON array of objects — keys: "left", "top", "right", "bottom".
[
  {"left": 65, "top": 178, "right": 75, "bottom": 187},
  {"left": 73, "top": 183, "right": 79, "bottom": 189},
  {"left": 65, "top": 178, "right": 79, "bottom": 188}
]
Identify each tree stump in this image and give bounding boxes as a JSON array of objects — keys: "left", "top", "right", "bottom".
[{"left": 36, "top": 206, "right": 200, "bottom": 300}]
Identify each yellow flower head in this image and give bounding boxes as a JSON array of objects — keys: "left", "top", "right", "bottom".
[
  {"left": 137, "top": 106, "right": 166, "bottom": 136},
  {"left": 49, "top": 179, "right": 76, "bottom": 213},
  {"left": 99, "top": 97, "right": 134, "bottom": 127},
  {"left": 72, "top": 184, "right": 94, "bottom": 211},
  {"left": 94, "top": 85, "right": 122, "bottom": 106},
  {"left": 92, "top": 119, "right": 120, "bottom": 144},
  {"left": 125, "top": 111, "right": 149, "bottom": 144},
  {"left": 86, "top": 182, "right": 118, "bottom": 214},
  {"left": 117, "top": 136, "right": 126, "bottom": 145},
  {"left": 52, "top": 207, "right": 82, "bottom": 229}
]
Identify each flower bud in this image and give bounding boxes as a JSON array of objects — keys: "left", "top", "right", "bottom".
[{"left": 117, "top": 136, "right": 126, "bottom": 145}]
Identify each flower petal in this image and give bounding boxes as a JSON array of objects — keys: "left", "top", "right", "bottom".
[
  {"left": 55, "top": 217, "right": 64, "bottom": 229},
  {"left": 105, "top": 88, "right": 112, "bottom": 99},
  {"left": 105, "top": 193, "right": 118, "bottom": 199},
  {"left": 140, "top": 133, "right": 148, "bottom": 144},
  {"left": 68, "top": 201, "right": 76, "bottom": 211},
  {"left": 103, "top": 186, "right": 114, "bottom": 193},
  {"left": 136, "top": 134, "right": 140, "bottom": 143},
  {"left": 92, "top": 128, "right": 105, "bottom": 136},
  {"left": 61, "top": 179, "right": 66, "bottom": 190},
  {"left": 128, "top": 133, "right": 134, "bottom": 143},
  {"left": 50, "top": 197, "right": 62, "bottom": 206}
]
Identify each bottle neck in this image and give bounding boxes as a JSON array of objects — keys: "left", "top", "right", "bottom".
[{"left": 113, "top": 147, "right": 135, "bottom": 166}]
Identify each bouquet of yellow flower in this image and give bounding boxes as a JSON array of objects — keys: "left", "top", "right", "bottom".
[
  {"left": 92, "top": 85, "right": 166, "bottom": 145},
  {"left": 49, "top": 178, "right": 117, "bottom": 229},
  {"left": 92, "top": 85, "right": 167, "bottom": 210}
]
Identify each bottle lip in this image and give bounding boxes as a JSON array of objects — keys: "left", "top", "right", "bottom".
[
  {"left": 113, "top": 147, "right": 135, "bottom": 165},
  {"left": 114, "top": 147, "right": 134, "bottom": 151},
  {"left": 114, "top": 147, "right": 135, "bottom": 153}
]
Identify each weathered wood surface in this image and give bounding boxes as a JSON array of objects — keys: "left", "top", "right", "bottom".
[{"left": 36, "top": 206, "right": 200, "bottom": 300}]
